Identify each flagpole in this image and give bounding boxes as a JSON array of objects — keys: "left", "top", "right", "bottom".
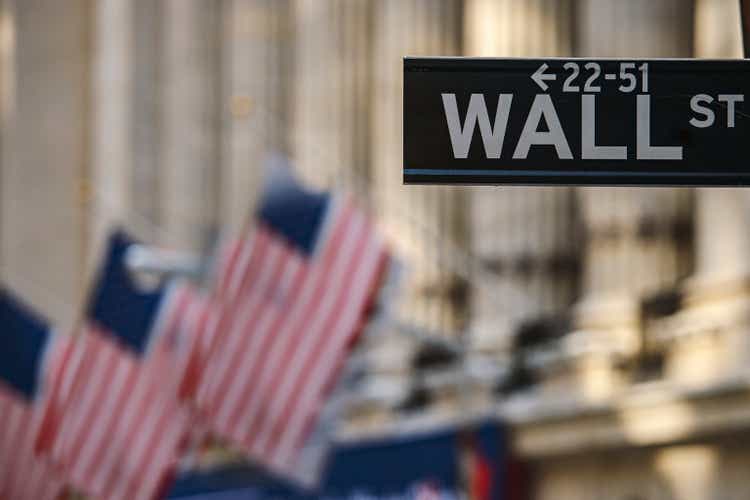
[{"left": 743, "top": 0, "right": 750, "bottom": 57}]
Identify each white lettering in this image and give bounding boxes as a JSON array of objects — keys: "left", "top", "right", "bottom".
[
  {"left": 718, "top": 94, "right": 743, "bottom": 128},
  {"left": 441, "top": 93, "right": 513, "bottom": 159},
  {"left": 637, "top": 94, "right": 682, "bottom": 160},
  {"left": 513, "top": 94, "right": 573, "bottom": 160},
  {"left": 581, "top": 95, "right": 627, "bottom": 159},
  {"left": 689, "top": 94, "right": 715, "bottom": 128}
]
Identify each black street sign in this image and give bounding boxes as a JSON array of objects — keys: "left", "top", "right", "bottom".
[{"left": 403, "top": 57, "right": 750, "bottom": 186}]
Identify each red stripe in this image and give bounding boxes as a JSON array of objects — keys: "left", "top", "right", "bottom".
[
  {"left": 3, "top": 396, "right": 26, "bottom": 492},
  {"left": 252, "top": 213, "right": 370, "bottom": 456},
  {"left": 277, "top": 245, "right": 388, "bottom": 468},
  {"left": 193, "top": 230, "right": 275, "bottom": 410},
  {"left": 177, "top": 296, "right": 214, "bottom": 400},
  {"left": 214, "top": 253, "right": 306, "bottom": 437},
  {"left": 147, "top": 283, "right": 204, "bottom": 400},
  {"left": 239, "top": 204, "right": 361, "bottom": 448},
  {"left": 220, "top": 229, "right": 267, "bottom": 301},
  {"left": 77, "top": 352, "right": 140, "bottom": 486},
  {"left": 115, "top": 378, "right": 183, "bottom": 499},
  {"left": 44, "top": 328, "right": 188, "bottom": 500},
  {"left": 96, "top": 366, "right": 156, "bottom": 498},
  {"left": 194, "top": 196, "right": 388, "bottom": 484},
  {"left": 208, "top": 240, "right": 300, "bottom": 429},
  {"left": 261, "top": 230, "right": 383, "bottom": 462},
  {"left": 0, "top": 386, "right": 64, "bottom": 500},
  {"left": 205, "top": 231, "right": 297, "bottom": 416},
  {"left": 0, "top": 395, "right": 11, "bottom": 485},
  {"left": 218, "top": 202, "right": 356, "bottom": 442},
  {"left": 214, "top": 236, "right": 245, "bottom": 296},
  {"left": 95, "top": 344, "right": 186, "bottom": 499},
  {"left": 35, "top": 334, "right": 77, "bottom": 455},
  {"left": 271, "top": 237, "right": 384, "bottom": 465},
  {"left": 63, "top": 335, "right": 122, "bottom": 478}
]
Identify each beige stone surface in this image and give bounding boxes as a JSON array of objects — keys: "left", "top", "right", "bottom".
[{"left": 1, "top": 0, "right": 90, "bottom": 328}]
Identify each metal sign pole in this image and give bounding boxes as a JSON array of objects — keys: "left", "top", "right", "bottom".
[{"left": 743, "top": 0, "right": 750, "bottom": 57}]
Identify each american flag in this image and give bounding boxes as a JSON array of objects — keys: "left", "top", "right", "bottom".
[
  {"left": 0, "top": 288, "right": 68, "bottom": 500},
  {"left": 0, "top": 386, "right": 65, "bottom": 500},
  {"left": 85, "top": 230, "right": 211, "bottom": 400},
  {"left": 36, "top": 231, "right": 203, "bottom": 500},
  {"left": 195, "top": 164, "right": 389, "bottom": 484},
  {"left": 38, "top": 324, "right": 193, "bottom": 500}
]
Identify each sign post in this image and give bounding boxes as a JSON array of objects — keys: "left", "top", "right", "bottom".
[{"left": 403, "top": 58, "right": 750, "bottom": 186}]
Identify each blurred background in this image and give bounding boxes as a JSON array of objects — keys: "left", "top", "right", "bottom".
[{"left": 0, "top": 0, "right": 749, "bottom": 498}]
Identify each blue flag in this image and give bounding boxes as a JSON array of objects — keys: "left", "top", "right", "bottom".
[
  {"left": 168, "top": 423, "right": 504, "bottom": 499},
  {"left": 0, "top": 287, "right": 53, "bottom": 400},
  {"left": 0, "top": 287, "right": 67, "bottom": 499},
  {"left": 257, "top": 154, "right": 330, "bottom": 256},
  {"left": 87, "top": 229, "right": 169, "bottom": 354}
]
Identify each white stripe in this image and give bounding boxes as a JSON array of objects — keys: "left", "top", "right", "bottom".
[
  {"left": 195, "top": 303, "right": 223, "bottom": 408},
  {"left": 225, "top": 231, "right": 257, "bottom": 298},
  {"left": 240, "top": 205, "right": 361, "bottom": 450},
  {"left": 0, "top": 397, "right": 12, "bottom": 487},
  {"left": 62, "top": 339, "right": 118, "bottom": 481},
  {"left": 274, "top": 235, "right": 384, "bottom": 467},
  {"left": 209, "top": 241, "right": 306, "bottom": 439},
  {"left": 49, "top": 333, "right": 87, "bottom": 462},
  {"left": 205, "top": 240, "right": 288, "bottom": 421},
  {"left": 0, "top": 398, "right": 22, "bottom": 489},
  {"left": 6, "top": 400, "right": 46, "bottom": 498},
  {"left": 204, "top": 234, "right": 282, "bottom": 403},
  {"left": 310, "top": 195, "right": 344, "bottom": 257},
  {"left": 212, "top": 249, "right": 301, "bottom": 433},
  {"left": 250, "top": 211, "right": 366, "bottom": 453},
  {"left": 185, "top": 296, "right": 212, "bottom": 380},
  {"left": 89, "top": 350, "right": 149, "bottom": 495},
  {"left": 74, "top": 356, "right": 132, "bottom": 485},
  {"left": 144, "top": 280, "right": 188, "bottom": 356},
  {"left": 104, "top": 377, "right": 156, "bottom": 499},
  {"left": 271, "top": 234, "right": 382, "bottom": 467},
  {"left": 13, "top": 430, "right": 47, "bottom": 499},
  {"left": 135, "top": 402, "right": 189, "bottom": 500},
  {"left": 88, "top": 364, "right": 142, "bottom": 495},
  {"left": 35, "top": 328, "right": 61, "bottom": 401},
  {"left": 108, "top": 385, "right": 168, "bottom": 500},
  {"left": 213, "top": 238, "right": 239, "bottom": 295},
  {"left": 69, "top": 348, "right": 120, "bottom": 485},
  {"left": 168, "top": 290, "right": 205, "bottom": 395}
]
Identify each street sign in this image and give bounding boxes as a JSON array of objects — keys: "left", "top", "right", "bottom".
[{"left": 403, "top": 58, "right": 750, "bottom": 185}]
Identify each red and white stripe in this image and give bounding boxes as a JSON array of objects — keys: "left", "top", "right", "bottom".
[
  {"left": 198, "top": 196, "right": 388, "bottom": 482},
  {"left": 144, "top": 281, "right": 217, "bottom": 401},
  {"left": 0, "top": 384, "right": 65, "bottom": 500},
  {"left": 38, "top": 326, "right": 191, "bottom": 500}
]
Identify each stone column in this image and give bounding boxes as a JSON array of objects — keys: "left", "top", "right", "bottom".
[
  {"left": 89, "top": 0, "right": 134, "bottom": 264},
  {"left": 291, "top": 0, "right": 371, "bottom": 200},
  {"left": 574, "top": 0, "right": 694, "bottom": 347},
  {"left": 463, "top": 0, "right": 578, "bottom": 352},
  {"left": 656, "top": 0, "right": 749, "bottom": 383},
  {"left": 371, "top": 0, "right": 466, "bottom": 334},
  {"left": 160, "top": 0, "right": 222, "bottom": 251},
  {"left": 221, "top": 0, "right": 291, "bottom": 232},
  {"left": 130, "top": 0, "right": 163, "bottom": 238},
  {"left": 90, "top": 0, "right": 167, "bottom": 250},
  {"left": 691, "top": 0, "right": 745, "bottom": 289},
  {"left": 0, "top": 0, "right": 91, "bottom": 327},
  {"left": 655, "top": 445, "right": 719, "bottom": 500}
]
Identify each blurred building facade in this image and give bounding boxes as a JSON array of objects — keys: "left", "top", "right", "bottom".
[{"left": 1, "top": 0, "right": 749, "bottom": 499}]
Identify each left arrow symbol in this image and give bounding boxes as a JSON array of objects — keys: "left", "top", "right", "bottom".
[{"left": 531, "top": 63, "right": 556, "bottom": 91}]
